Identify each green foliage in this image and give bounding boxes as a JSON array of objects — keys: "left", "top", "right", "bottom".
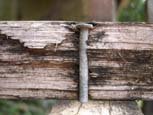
[
  {"left": 0, "top": 100, "right": 55, "bottom": 115},
  {"left": 118, "top": 0, "right": 146, "bottom": 22}
]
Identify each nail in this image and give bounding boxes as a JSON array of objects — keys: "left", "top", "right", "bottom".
[{"left": 76, "top": 23, "right": 93, "bottom": 103}]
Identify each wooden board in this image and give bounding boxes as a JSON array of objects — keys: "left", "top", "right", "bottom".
[{"left": 0, "top": 21, "right": 153, "bottom": 100}]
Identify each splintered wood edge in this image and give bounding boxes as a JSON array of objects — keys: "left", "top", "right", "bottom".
[
  {"left": 0, "top": 21, "right": 76, "bottom": 49},
  {"left": 0, "top": 21, "right": 153, "bottom": 50}
]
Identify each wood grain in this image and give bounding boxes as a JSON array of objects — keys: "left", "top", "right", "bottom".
[
  {"left": 50, "top": 101, "right": 143, "bottom": 115},
  {"left": 0, "top": 21, "right": 153, "bottom": 100}
]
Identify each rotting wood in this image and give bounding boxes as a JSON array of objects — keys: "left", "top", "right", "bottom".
[{"left": 0, "top": 21, "right": 153, "bottom": 100}]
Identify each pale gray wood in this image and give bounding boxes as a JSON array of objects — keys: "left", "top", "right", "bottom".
[
  {"left": 112, "top": 0, "right": 117, "bottom": 22},
  {"left": 50, "top": 101, "right": 143, "bottom": 115},
  {"left": 0, "top": 21, "right": 153, "bottom": 100},
  {"left": 148, "top": 0, "right": 153, "bottom": 22}
]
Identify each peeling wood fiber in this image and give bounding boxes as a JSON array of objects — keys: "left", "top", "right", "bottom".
[{"left": 0, "top": 21, "right": 153, "bottom": 100}]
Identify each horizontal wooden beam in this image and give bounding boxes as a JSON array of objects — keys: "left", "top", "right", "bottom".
[{"left": 0, "top": 21, "right": 153, "bottom": 100}]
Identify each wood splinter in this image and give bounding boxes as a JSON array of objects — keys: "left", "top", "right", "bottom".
[{"left": 76, "top": 23, "right": 93, "bottom": 103}]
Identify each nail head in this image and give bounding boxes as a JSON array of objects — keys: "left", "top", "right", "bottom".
[{"left": 76, "top": 23, "right": 93, "bottom": 29}]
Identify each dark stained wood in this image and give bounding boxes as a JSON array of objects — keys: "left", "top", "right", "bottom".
[{"left": 0, "top": 21, "right": 153, "bottom": 100}]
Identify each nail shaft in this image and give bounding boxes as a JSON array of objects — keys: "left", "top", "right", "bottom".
[{"left": 77, "top": 23, "right": 93, "bottom": 103}]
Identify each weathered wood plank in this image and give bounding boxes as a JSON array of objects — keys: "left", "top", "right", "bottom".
[{"left": 0, "top": 21, "right": 153, "bottom": 100}]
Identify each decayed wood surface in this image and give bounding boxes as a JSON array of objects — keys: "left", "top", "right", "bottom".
[
  {"left": 50, "top": 101, "right": 143, "bottom": 115},
  {"left": 0, "top": 21, "right": 153, "bottom": 100}
]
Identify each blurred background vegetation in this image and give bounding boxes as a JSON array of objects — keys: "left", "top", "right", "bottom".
[
  {"left": 0, "top": 0, "right": 147, "bottom": 115},
  {"left": 118, "top": 0, "right": 146, "bottom": 22},
  {"left": 0, "top": 100, "right": 56, "bottom": 115}
]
